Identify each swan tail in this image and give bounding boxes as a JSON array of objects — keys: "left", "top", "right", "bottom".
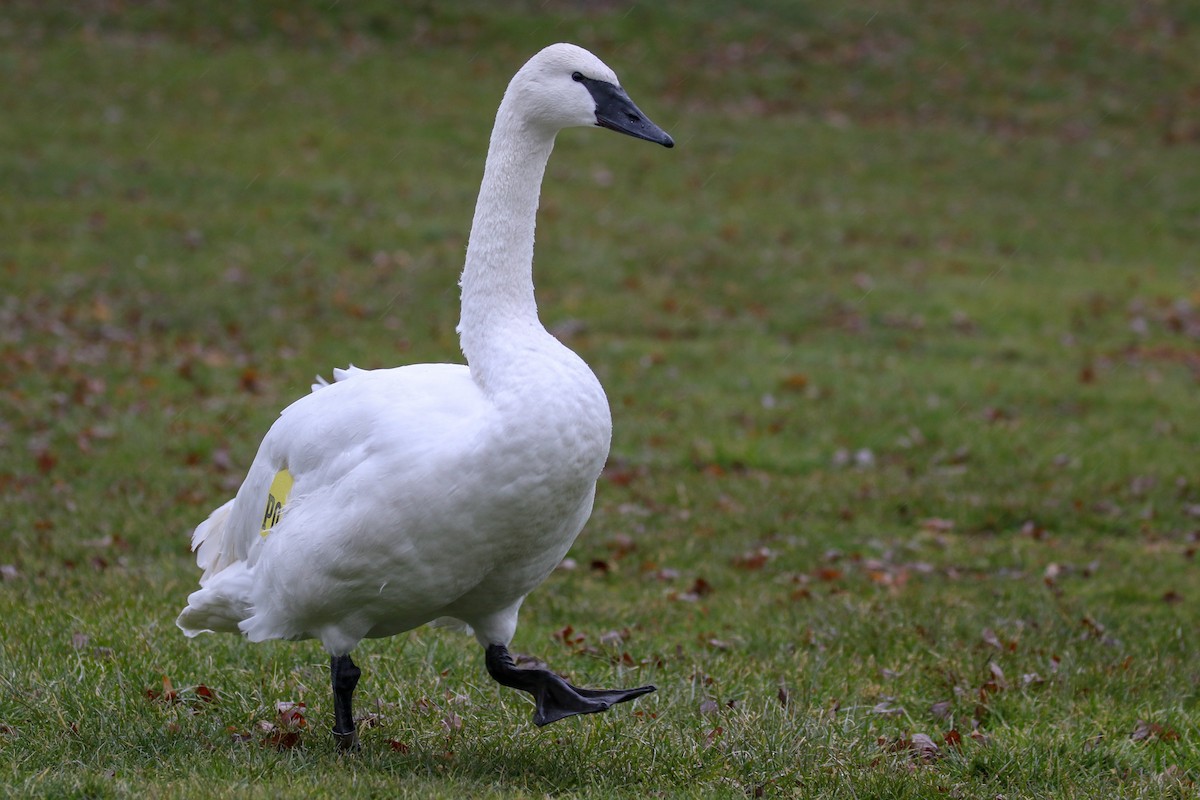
[
  {"left": 176, "top": 561, "right": 255, "bottom": 636},
  {"left": 311, "top": 364, "right": 365, "bottom": 393},
  {"left": 190, "top": 498, "right": 238, "bottom": 581}
]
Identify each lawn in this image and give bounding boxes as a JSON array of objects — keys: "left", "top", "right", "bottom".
[{"left": 1, "top": 2, "right": 1198, "bottom": 797}]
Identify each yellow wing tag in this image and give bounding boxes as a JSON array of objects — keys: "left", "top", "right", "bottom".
[{"left": 260, "top": 469, "right": 294, "bottom": 536}]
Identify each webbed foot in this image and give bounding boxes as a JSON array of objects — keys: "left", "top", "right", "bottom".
[{"left": 485, "top": 643, "right": 656, "bottom": 726}]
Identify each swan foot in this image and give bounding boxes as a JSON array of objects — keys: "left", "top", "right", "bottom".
[
  {"left": 485, "top": 643, "right": 656, "bottom": 726},
  {"left": 332, "top": 727, "right": 360, "bottom": 752},
  {"left": 331, "top": 653, "right": 362, "bottom": 751}
]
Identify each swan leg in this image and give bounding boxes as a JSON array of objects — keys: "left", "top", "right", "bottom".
[
  {"left": 484, "top": 643, "right": 655, "bottom": 726},
  {"left": 330, "top": 653, "right": 362, "bottom": 751}
]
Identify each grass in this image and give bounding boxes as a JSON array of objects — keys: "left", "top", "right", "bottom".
[{"left": 2, "top": 1, "right": 1199, "bottom": 797}]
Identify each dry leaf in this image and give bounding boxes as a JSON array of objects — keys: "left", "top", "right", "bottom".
[{"left": 910, "top": 733, "right": 940, "bottom": 762}]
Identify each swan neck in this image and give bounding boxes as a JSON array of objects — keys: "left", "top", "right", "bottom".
[{"left": 458, "top": 105, "right": 557, "bottom": 371}]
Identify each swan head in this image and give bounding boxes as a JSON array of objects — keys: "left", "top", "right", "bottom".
[{"left": 508, "top": 43, "right": 674, "bottom": 148}]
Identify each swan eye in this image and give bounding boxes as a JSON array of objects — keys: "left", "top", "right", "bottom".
[{"left": 572, "top": 71, "right": 584, "bottom": 82}]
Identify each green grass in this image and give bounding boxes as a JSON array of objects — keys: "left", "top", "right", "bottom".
[{"left": 2, "top": 2, "right": 1199, "bottom": 797}]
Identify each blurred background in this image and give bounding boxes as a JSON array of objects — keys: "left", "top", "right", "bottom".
[{"left": 1, "top": 2, "right": 1198, "bottom": 796}]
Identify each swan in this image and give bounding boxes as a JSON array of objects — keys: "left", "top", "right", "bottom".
[{"left": 176, "top": 43, "right": 674, "bottom": 750}]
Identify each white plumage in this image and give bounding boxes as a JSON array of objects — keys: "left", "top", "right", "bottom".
[{"left": 176, "top": 43, "right": 673, "bottom": 744}]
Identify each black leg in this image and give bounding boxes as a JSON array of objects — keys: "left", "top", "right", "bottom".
[
  {"left": 485, "top": 644, "right": 655, "bottom": 726},
  {"left": 330, "top": 653, "right": 361, "bottom": 751}
]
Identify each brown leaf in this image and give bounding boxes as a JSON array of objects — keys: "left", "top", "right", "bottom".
[
  {"left": 780, "top": 373, "right": 809, "bottom": 391},
  {"left": 552, "top": 625, "right": 586, "bottom": 646},
  {"left": 910, "top": 733, "right": 941, "bottom": 762},
  {"left": 276, "top": 701, "right": 307, "bottom": 730},
  {"left": 239, "top": 367, "right": 260, "bottom": 394},
  {"left": 262, "top": 729, "right": 302, "bottom": 750},
  {"left": 35, "top": 450, "right": 57, "bottom": 474},
  {"left": 1131, "top": 720, "right": 1180, "bottom": 742},
  {"left": 1021, "top": 520, "right": 1047, "bottom": 540},
  {"left": 194, "top": 684, "right": 217, "bottom": 703},
  {"left": 732, "top": 546, "right": 772, "bottom": 570},
  {"left": 943, "top": 729, "right": 963, "bottom": 749},
  {"left": 389, "top": 739, "right": 410, "bottom": 753},
  {"left": 145, "top": 675, "right": 179, "bottom": 704}
]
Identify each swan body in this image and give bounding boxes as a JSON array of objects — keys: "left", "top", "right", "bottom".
[{"left": 177, "top": 43, "right": 673, "bottom": 744}]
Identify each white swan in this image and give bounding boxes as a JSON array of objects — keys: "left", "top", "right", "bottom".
[{"left": 176, "top": 43, "right": 673, "bottom": 750}]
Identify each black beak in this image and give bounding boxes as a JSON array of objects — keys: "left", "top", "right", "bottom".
[{"left": 576, "top": 75, "right": 674, "bottom": 148}]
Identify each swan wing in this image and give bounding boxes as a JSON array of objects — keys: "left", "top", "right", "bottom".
[{"left": 191, "top": 363, "right": 482, "bottom": 584}]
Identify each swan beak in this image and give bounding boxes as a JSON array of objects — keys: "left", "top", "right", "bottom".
[{"left": 583, "top": 79, "right": 675, "bottom": 148}]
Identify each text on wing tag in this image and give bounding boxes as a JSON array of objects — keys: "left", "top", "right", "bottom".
[{"left": 260, "top": 469, "right": 294, "bottom": 536}]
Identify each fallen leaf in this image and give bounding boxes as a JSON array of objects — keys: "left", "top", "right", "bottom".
[
  {"left": 732, "top": 546, "right": 772, "bottom": 570},
  {"left": 35, "top": 450, "right": 57, "bottom": 474},
  {"left": 910, "top": 733, "right": 941, "bottom": 762},
  {"left": 699, "top": 699, "right": 720, "bottom": 715},
  {"left": 389, "top": 739, "right": 410, "bottom": 753},
  {"left": 145, "top": 675, "right": 179, "bottom": 704},
  {"left": 780, "top": 373, "right": 809, "bottom": 391},
  {"left": 1021, "top": 520, "right": 1047, "bottom": 540},
  {"left": 1131, "top": 720, "right": 1180, "bottom": 742},
  {"left": 276, "top": 701, "right": 307, "bottom": 729},
  {"left": 553, "top": 625, "right": 586, "bottom": 646}
]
